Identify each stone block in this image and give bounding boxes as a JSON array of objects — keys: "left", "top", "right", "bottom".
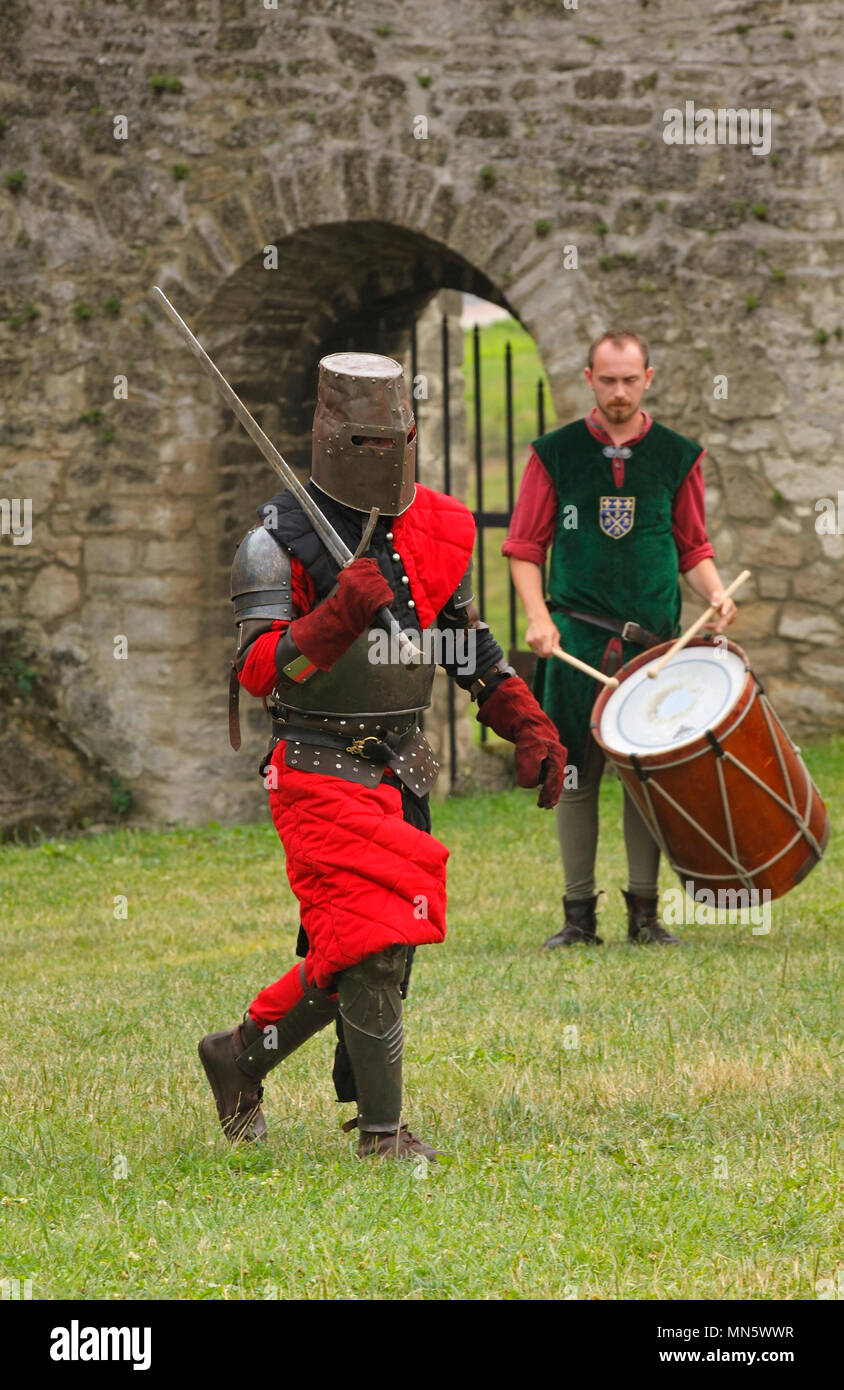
[
  {"left": 778, "top": 605, "right": 840, "bottom": 645},
  {"left": 756, "top": 570, "right": 791, "bottom": 600},
  {"left": 747, "top": 522, "right": 808, "bottom": 568},
  {"left": 816, "top": 531, "right": 844, "bottom": 563},
  {"left": 194, "top": 213, "right": 239, "bottom": 276},
  {"left": 792, "top": 562, "right": 844, "bottom": 607},
  {"left": 142, "top": 538, "right": 202, "bottom": 574},
  {"left": 455, "top": 109, "right": 512, "bottom": 139},
  {"left": 763, "top": 451, "right": 842, "bottom": 504},
  {"left": 749, "top": 639, "right": 792, "bottom": 675},
  {"left": 23, "top": 565, "right": 80, "bottom": 621},
  {"left": 2, "top": 455, "right": 63, "bottom": 513},
  {"left": 574, "top": 70, "right": 626, "bottom": 100},
  {"left": 800, "top": 652, "right": 844, "bottom": 687},
  {"left": 52, "top": 537, "right": 83, "bottom": 567},
  {"left": 96, "top": 572, "right": 203, "bottom": 606},
  {"left": 731, "top": 602, "right": 778, "bottom": 641},
  {"left": 767, "top": 677, "right": 844, "bottom": 727},
  {"left": 613, "top": 198, "right": 652, "bottom": 236},
  {"left": 84, "top": 537, "right": 140, "bottom": 574},
  {"left": 721, "top": 466, "right": 775, "bottom": 523},
  {"left": 79, "top": 500, "right": 196, "bottom": 535},
  {"left": 217, "top": 194, "right": 261, "bottom": 263}
]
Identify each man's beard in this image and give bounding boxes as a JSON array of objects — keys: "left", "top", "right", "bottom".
[{"left": 602, "top": 401, "right": 638, "bottom": 422}]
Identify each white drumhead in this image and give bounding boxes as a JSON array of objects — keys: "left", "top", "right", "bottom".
[{"left": 598, "top": 648, "right": 747, "bottom": 755}]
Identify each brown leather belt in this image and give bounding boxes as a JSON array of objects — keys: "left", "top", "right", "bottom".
[{"left": 548, "top": 604, "right": 664, "bottom": 650}]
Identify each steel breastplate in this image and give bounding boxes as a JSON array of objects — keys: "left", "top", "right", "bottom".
[{"left": 271, "top": 626, "right": 437, "bottom": 718}]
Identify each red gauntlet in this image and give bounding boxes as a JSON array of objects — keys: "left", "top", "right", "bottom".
[
  {"left": 477, "top": 676, "right": 568, "bottom": 809},
  {"left": 289, "top": 557, "right": 393, "bottom": 671}
]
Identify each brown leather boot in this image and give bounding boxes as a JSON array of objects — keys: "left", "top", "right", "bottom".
[
  {"left": 199, "top": 984, "right": 338, "bottom": 1143},
  {"left": 623, "top": 889, "right": 685, "bottom": 945},
  {"left": 543, "top": 895, "right": 603, "bottom": 948},
  {"left": 345, "top": 1118, "right": 442, "bottom": 1161},
  {"left": 198, "top": 1016, "right": 267, "bottom": 1144}
]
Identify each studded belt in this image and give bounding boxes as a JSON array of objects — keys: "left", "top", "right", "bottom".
[
  {"left": 272, "top": 721, "right": 395, "bottom": 762},
  {"left": 268, "top": 709, "right": 440, "bottom": 795}
]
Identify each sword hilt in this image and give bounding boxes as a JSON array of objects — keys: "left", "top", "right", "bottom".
[{"left": 377, "top": 607, "right": 423, "bottom": 665}]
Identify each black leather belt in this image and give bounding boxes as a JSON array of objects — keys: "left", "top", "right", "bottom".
[
  {"left": 548, "top": 604, "right": 664, "bottom": 650},
  {"left": 272, "top": 721, "right": 396, "bottom": 763}
]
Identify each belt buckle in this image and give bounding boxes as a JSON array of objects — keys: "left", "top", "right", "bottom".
[
  {"left": 621, "top": 621, "right": 639, "bottom": 643},
  {"left": 346, "top": 735, "right": 380, "bottom": 758}
]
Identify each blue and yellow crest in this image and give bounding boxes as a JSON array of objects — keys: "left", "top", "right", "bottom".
[{"left": 599, "top": 495, "right": 636, "bottom": 539}]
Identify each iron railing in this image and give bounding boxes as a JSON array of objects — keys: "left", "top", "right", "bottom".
[{"left": 414, "top": 312, "right": 548, "bottom": 786}]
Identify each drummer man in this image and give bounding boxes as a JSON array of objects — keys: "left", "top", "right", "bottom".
[{"left": 504, "top": 330, "right": 737, "bottom": 947}]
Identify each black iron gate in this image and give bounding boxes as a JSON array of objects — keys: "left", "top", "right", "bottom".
[{"left": 411, "top": 313, "right": 549, "bottom": 790}]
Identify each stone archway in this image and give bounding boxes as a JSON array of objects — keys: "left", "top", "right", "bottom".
[
  {"left": 6, "top": 0, "right": 841, "bottom": 838},
  {"left": 136, "top": 212, "right": 585, "bottom": 823}
]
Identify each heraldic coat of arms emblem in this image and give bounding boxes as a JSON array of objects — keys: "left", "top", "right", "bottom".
[{"left": 599, "top": 496, "right": 636, "bottom": 539}]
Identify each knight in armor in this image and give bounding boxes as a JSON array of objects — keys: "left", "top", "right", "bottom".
[{"left": 199, "top": 351, "right": 567, "bottom": 1160}]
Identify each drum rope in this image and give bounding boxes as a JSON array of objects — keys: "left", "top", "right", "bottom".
[
  {"left": 713, "top": 757, "right": 756, "bottom": 895},
  {"left": 720, "top": 752, "right": 824, "bottom": 860},
  {"left": 628, "top": 756, "right": 676, "bottom": 864},
  {"left": 645, "top": 780, "right": 756, "bottom": 879},
  {"left": 645, "top": 778, "right": 800, "bottom": 884},
  {"left": 626, "top": 750, "right": 757, "bottom": 886},
  {"left": 636, "top": 763, "right": 821, "bottom": 885},
  {"left": 759, "top": 696, "right": 798, "bottom": 812}
]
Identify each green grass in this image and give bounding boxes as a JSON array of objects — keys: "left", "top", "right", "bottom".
[{"left": 1, "top": 737, "right": 841, "bottom": 1299}]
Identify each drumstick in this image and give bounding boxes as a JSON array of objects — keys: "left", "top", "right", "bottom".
[
  {"left": 551, "top": 644, "right": 619, "bottom": 689},
  {"left": 647, "top": 569, "right": 751, "bottom": 680}
]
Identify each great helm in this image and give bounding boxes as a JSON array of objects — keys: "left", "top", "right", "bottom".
[{"left": 311, "top": 351, "right": 416, "bottom": 516}]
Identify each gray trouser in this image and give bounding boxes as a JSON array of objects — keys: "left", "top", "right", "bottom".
[{"left": 555, "top": 749, "right": 660, "bottom": 899}]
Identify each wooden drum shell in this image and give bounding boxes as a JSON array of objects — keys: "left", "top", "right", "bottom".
[{"left": 590, "top": 638, "right": 829, "bottom": 901}]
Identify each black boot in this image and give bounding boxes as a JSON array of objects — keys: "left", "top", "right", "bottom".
[
  {"left": 623, "top": 889, "right": 685, "bottom": 945},
  {"left": 543, "top": 895, "right": 603, "bottom": 948},
  {"left": 199, "top": 985, "right": 338, "bottom": 1143},
  {"left": 337, "top": 946, "right": 441, "bottom": 1161}
]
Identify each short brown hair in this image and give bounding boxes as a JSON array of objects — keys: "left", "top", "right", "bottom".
[{"left": 587, "top": 330, "right": 649, "bottom": 371}]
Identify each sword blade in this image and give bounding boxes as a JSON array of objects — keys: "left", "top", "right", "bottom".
[
  {"left": 151, "top": 285, "right": 352, "bottom": 567},
  {"left": 151, "top": 286, "right": 420, "bottom": 661}
]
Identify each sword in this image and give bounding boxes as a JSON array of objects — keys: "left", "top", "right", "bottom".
[{"left": 151, "top": 286, "right": 421, "bottom": 663}]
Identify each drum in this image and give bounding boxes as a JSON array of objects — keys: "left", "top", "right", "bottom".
[{"left": 590, "top": 638, "right": 829, "bottom": 901}]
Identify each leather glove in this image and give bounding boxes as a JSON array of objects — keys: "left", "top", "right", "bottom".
[
  {"left": 289, "top": 557, "right": 393, "bottom": 671},
  {"left": 477, "top": 676, "right": 567, "bottom": 809}
]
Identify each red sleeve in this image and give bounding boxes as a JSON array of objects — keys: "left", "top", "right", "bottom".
[
  {"left": 501, "top": 449, "right": 557, "bottom": 566},
  {"left": 673, "top": 454, "right": 715, "bottom": 573},
  {"left": 237, "top": 554, "right": 316, "bottom": 697}
]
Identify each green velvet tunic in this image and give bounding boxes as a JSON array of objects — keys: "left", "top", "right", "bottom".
[{"left": 532, "top": 418, "right": 703, "bottom": 770}]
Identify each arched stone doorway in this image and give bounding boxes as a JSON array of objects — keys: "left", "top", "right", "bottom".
[{"left": 143, "top": 220, "right": 531, "bottom": 823}]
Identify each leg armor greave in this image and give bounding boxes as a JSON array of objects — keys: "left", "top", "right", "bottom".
[
  {"left": 337, "top": 945, "right": 407, "bottom": 1133},
  {"left": 236, "top": 985, "right": 339, "bottom": 1082}
]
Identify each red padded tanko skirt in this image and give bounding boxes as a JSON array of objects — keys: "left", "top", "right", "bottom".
[{"left": 248, "top": 743, "right": 449, "bottom": 1023}]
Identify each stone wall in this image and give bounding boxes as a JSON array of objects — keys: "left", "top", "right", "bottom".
[{"left": 0, "top": 0, "right": 842, "bottom": 830}]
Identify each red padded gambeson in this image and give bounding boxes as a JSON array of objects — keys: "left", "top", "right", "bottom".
[{"left": 243, "top": 487, "right": 475, "bottom": 1023}]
